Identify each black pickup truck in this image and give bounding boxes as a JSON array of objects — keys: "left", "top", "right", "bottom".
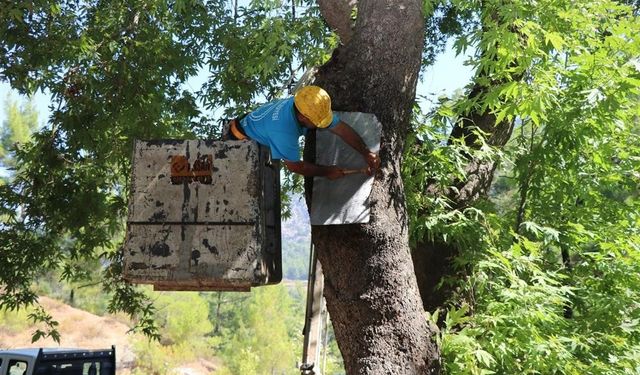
[{"left": 0, "top": 347, "right": 115, "bottom": 375}]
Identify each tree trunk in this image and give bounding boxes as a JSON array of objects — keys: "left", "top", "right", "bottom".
[{"left": 305, "top": 0, "right": 440, "bottom": 373}]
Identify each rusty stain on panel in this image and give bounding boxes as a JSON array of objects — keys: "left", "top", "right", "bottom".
[{"left": 170, "top": 154, "right": 213, "bottom": 184}]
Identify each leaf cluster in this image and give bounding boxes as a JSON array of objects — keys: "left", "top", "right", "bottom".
[
  {"left": 406, "top": 0, "right": 640, "bottom": 373},
  {"left": 0, "top": 0, "right": 332, "bottom": 340}
]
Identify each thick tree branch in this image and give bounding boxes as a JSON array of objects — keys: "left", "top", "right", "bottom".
[
  {"left": 429, "top": 82, "right": 517, "bottom": 209},
  {"left": 317, "top": 0, "right": 357, "bottom": 44},
  {"left": 414, "top": 81, "right": 517, "bottom": 312}
]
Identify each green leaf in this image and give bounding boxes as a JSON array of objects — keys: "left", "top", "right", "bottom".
[
  {"left": 544, "top": 31, "right": 565, "bottom": 51},
  {"left": 474, "top": 349, "right": 495, "bottom": 367}
]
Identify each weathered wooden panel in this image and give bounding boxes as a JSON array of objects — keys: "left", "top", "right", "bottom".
[
  {"left": 129, "top": 140, "right": 260, "bottom": 224},
  {"left": 123, "top": 140, "right": 281, "bottom": 291},
  {"left": 124, "top": 224, "right": 261, "bottom": 282}
]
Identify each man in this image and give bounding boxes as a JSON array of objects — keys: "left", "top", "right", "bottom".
[{"left": 226, "top": 86, "right": 380, "bottom": 180}]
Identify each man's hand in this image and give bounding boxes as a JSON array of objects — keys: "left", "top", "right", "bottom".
[
  {"left": 329, "top": 122, "right": 380, "bottom": 176},
  {"left": 364, "top": 151, "right": 380, "bottom": 175},
  {"left": 284, "top": 160, "right": 346, "bottom": 179},
  {"left": 326, "top": 166, "right": 345, "bottom": 180}
]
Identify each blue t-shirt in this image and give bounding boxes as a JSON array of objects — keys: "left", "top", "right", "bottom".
[{"left": 240, "top": 97, "right": 339, "bottom": 161}]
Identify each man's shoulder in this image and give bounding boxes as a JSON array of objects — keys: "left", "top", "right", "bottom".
[{"left": 247, "top": 97, "right": 295, "bottom": 124}]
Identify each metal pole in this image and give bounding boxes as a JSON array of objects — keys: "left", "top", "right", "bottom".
[
  {"left": 300, "top": 242, "right": 325, "bottom": 375},
  {"left": 321, "top": 303, "right": 329, "bottom": 373}
]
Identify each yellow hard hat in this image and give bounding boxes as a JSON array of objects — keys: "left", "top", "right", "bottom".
[{"left": 293, "top": 86, "right": 333, "bottom": 128}]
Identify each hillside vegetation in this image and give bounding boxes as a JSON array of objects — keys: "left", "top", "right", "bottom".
[{"left": 0, "top": 281, "right": 343, "bottom": 375}]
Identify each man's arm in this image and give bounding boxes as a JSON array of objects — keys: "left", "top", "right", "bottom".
[
  {"left": 328, "top": 121, "right": 381, "bottom": 174},
  {"left": 284, "top": 160, "right": 345, "bottom": 180}
]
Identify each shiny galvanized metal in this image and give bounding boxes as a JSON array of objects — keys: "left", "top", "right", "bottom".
[
  {"left": 310, "top": 112, "right": 382, "bottom": 225},
  {"left": 123, "top": 140, "right": 281, "bottom": 291}
]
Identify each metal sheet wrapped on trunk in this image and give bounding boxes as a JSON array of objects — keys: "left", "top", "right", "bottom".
[{"left": 122, "top": 140, "right": 281, "bottom": 291}]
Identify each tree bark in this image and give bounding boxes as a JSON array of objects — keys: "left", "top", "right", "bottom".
[
  {"left": 317, "top": 0, "right": 357, "bottom": 44},
  {"left": 305, "top": 0, "right": 440, "bottom": 373}
]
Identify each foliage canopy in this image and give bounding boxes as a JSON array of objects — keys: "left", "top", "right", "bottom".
[
  {"left": 403, "top": 0, "right": 640, "bottom": 373},
  {"left": 1, "top": 0, "right": 639, "bottom": 373}
]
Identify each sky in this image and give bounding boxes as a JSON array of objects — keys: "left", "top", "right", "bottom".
[
  {"left": 0, "top": 41, "right": 475, "bottom": 128},
  {"left": 419, "top": 43, "right": 475, "bottom": 105},
  {"left": 0, "top": 83, "right": 52, "bottom": 127}
]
